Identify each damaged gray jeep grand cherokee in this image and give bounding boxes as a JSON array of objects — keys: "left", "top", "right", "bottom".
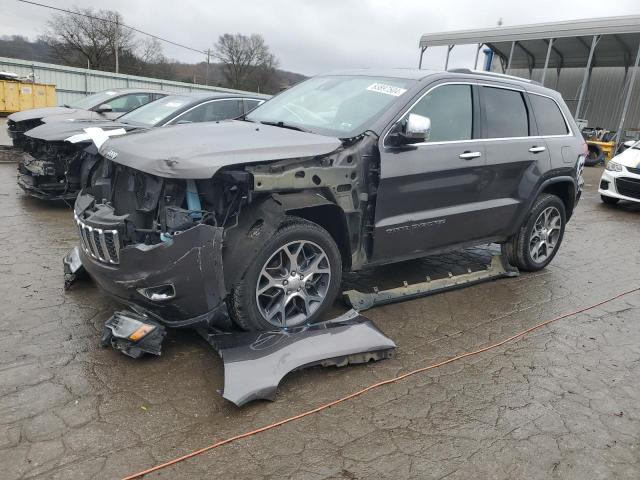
[{"left": 66, "top": 69, "right": 585, "bottom": 331}]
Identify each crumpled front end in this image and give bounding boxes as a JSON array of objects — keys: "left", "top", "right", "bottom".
[
  {"left": 70, "top": 155, "right": 240, "bottom": 328},
  {"left": 75, "top": 193, "right": 229, "bottom": 327},
  {"left": 17, "top": 137, "right": 95, "bottom": 200}
]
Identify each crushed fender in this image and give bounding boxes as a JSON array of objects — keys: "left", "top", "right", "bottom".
[{"left": 198, "top": 309, "right": 396, "bottom": 407}]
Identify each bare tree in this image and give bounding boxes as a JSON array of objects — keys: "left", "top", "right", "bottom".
[
  {"left": 213, "top": 33, "right": 279, "bottom": 90},
  {"left": 138, "top": 37, "right": 165, "bottom": 65},
  {"left": 42, "top": 7, "right": 135, "bottom": 71}
]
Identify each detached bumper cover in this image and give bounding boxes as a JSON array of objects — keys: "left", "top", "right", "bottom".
[{"left": 199, "top": 309, "right": 397, "bottom": 406}]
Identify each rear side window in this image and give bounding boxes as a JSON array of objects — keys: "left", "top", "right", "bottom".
[
  {"left": 529, "top": 94, "right": 569, "bottom": 136},
  {"left": 482, "top": 87, "right": 529, "bottom": 138},
  {"left": 409, "top": 84, "right": 473, "bottom": 142}
]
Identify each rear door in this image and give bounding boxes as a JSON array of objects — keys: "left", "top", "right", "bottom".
[
  {"left": 527, "top": 91, "right": 574, "bottom": 170},
  {"left": 373, "top": 82, "right": 493, "bottom": 261},
  {"left": 477, "top": 84, "right": 551, "bottom": 238}
]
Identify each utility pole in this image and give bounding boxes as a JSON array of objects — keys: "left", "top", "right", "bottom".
[
  {"left": 205, "top": 49, "right": 211, "bottom": 86},
  {"left": 115, "top": 17, "right": 119, "bottom": 73}
]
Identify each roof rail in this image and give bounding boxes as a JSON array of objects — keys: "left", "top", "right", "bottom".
[{"left": 447, "top": 68, "right": 542, "bottom": 86}]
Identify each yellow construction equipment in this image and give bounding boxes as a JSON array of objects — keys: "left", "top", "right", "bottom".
[{"left": 582, "top": 127, "right": 617, "bottom": 166}]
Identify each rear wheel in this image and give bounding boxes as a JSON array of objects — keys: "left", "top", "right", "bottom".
[
  {"left": 229, "top": 218, "right": 342, "bottom": 331},
  {"left": 600, "top": 195, "right": 619, "bottom": 205},
  {"left": 505, "top": 194, "right": 566, "bottom": 272}
]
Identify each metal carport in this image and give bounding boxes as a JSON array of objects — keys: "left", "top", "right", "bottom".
[{"left": 418, "top": 16, "right": 640, "bottom": 146}]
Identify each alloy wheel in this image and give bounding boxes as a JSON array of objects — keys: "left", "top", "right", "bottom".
[
  {"left": 529, "top": 206, "right": 562, "bottom": 264},
  {"left": 255, "top": 240, "right": 331, "bottom": 328}
]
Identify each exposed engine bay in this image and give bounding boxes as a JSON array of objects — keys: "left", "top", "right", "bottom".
[{"left": 78, "top": 130, "right": 379, "bottom": 273}]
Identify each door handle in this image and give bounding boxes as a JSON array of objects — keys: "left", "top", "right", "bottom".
[
  {"left": 529, "top": 146, "right": 547, "bottom": 153},
  {"left": 459, "top": 151, "right": 482, "bottom": 160}
]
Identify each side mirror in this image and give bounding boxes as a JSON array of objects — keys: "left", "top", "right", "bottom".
[
  {"left": 95, "top": 103, "right": 113, "bottom": 114},
  {"left": 623, "top": 140, "right": 636, "bottom": 148},
  {"left": 403, "top": 114, "right": 431, "bottom": 142},
  {"left": 389, "top": 113, "right": 431, "bottom": 146}
]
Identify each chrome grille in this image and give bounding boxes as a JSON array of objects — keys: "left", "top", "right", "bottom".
[{"left": 75, "top": 214, "right": 121, "bottom": 264}]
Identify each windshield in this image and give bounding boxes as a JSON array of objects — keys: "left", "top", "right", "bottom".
[
  {"left": 69, "top": 90, "right": 123, "bottom": 110},
  {"left": 246, "top": 75, "right": 415, "bottom": 137},
  {"left": 118, "top": 95, "right": 192, "bottom": 127}
]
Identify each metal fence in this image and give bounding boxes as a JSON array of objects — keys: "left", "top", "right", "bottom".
[{"left": 0, "top": 56, "right": 259, "bottom": 106}]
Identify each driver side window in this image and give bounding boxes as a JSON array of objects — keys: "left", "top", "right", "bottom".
[{"left": 408, "top": 84, "right": 473, "bottom": 142}]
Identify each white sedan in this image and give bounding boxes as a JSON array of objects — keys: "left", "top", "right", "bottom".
[{"left": 599, "top": 140, "right": 640, "bottom": 205}]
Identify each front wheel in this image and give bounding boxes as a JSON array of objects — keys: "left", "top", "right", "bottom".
[
  {"left": 504, "top": 194, "right": 566, "bottom": 272},
  {"left": 229, "top": 218, "right": 342, "bottom": 331}
]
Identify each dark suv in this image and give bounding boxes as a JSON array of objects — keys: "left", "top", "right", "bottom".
[{"left": 67, "top": 69, "right": 586, "bottom": 331}]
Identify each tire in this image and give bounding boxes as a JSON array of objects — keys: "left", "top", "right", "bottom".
[
  {"left": 505, "top": 193, "right": 566, "bottom": 272},
  {"left": 585, "top": 148, "right": 599, "bottom": 166},
  {"left": 229, "top": 218, "right": 342, "bottom": 331},
  {"left": 601, "top": 195, "right": 619, "bottom": 205}
]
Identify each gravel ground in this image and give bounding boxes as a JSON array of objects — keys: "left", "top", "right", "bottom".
[{"left": 1, "top": 163, "right": 639, "bottom": 479}]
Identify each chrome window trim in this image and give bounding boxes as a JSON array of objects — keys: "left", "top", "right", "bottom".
[
  {"left": 383, "top": 81, "right": 573, "bottom": 149},
  {"left": 383, "top": 81, "right": 475, "bottom": 148},
  {"left": 162, "top": 97, "right": 250, "bottom": 126}
]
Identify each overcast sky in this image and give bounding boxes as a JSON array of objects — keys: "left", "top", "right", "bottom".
[{"left": 3, "top": 0, "right": 640, "bottom": 75}]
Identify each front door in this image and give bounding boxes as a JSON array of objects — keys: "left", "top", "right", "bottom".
[{"left": 372, "top": 82, "right": 496, "bottom": 261}]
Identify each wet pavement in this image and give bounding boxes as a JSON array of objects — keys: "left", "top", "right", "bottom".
[{"left": 1, "top": 162, "right": 639, "bottom": 479}]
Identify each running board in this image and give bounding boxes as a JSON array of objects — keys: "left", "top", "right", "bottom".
[{"left": 343, "top": 253, "right": 519, "bottom": 311}]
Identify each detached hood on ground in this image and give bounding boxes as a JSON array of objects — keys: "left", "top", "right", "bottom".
[
  {"left": 8, "top": 106, "right": 76, "bottom": 122},
  {"left": 25, "top": 120, "right": 142, "bottom": 143},
  {"left": 98, "top": 120, "right": 342, "bottom": 179},
  {"left": 613, "top": 146, "right": 640, "bottom": 168}
]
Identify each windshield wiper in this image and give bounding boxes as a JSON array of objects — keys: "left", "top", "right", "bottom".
[{"left": 259, "top": 120, "right": 310, "bottom": 133}]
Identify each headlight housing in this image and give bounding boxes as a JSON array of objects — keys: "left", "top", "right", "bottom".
[{"left": 606, "top": 161, "right": 623, "bottom": 172}]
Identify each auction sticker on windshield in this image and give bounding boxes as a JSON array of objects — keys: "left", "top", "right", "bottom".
[{"left": 366, "top": 83, "right": 407, "bottom": 96}]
